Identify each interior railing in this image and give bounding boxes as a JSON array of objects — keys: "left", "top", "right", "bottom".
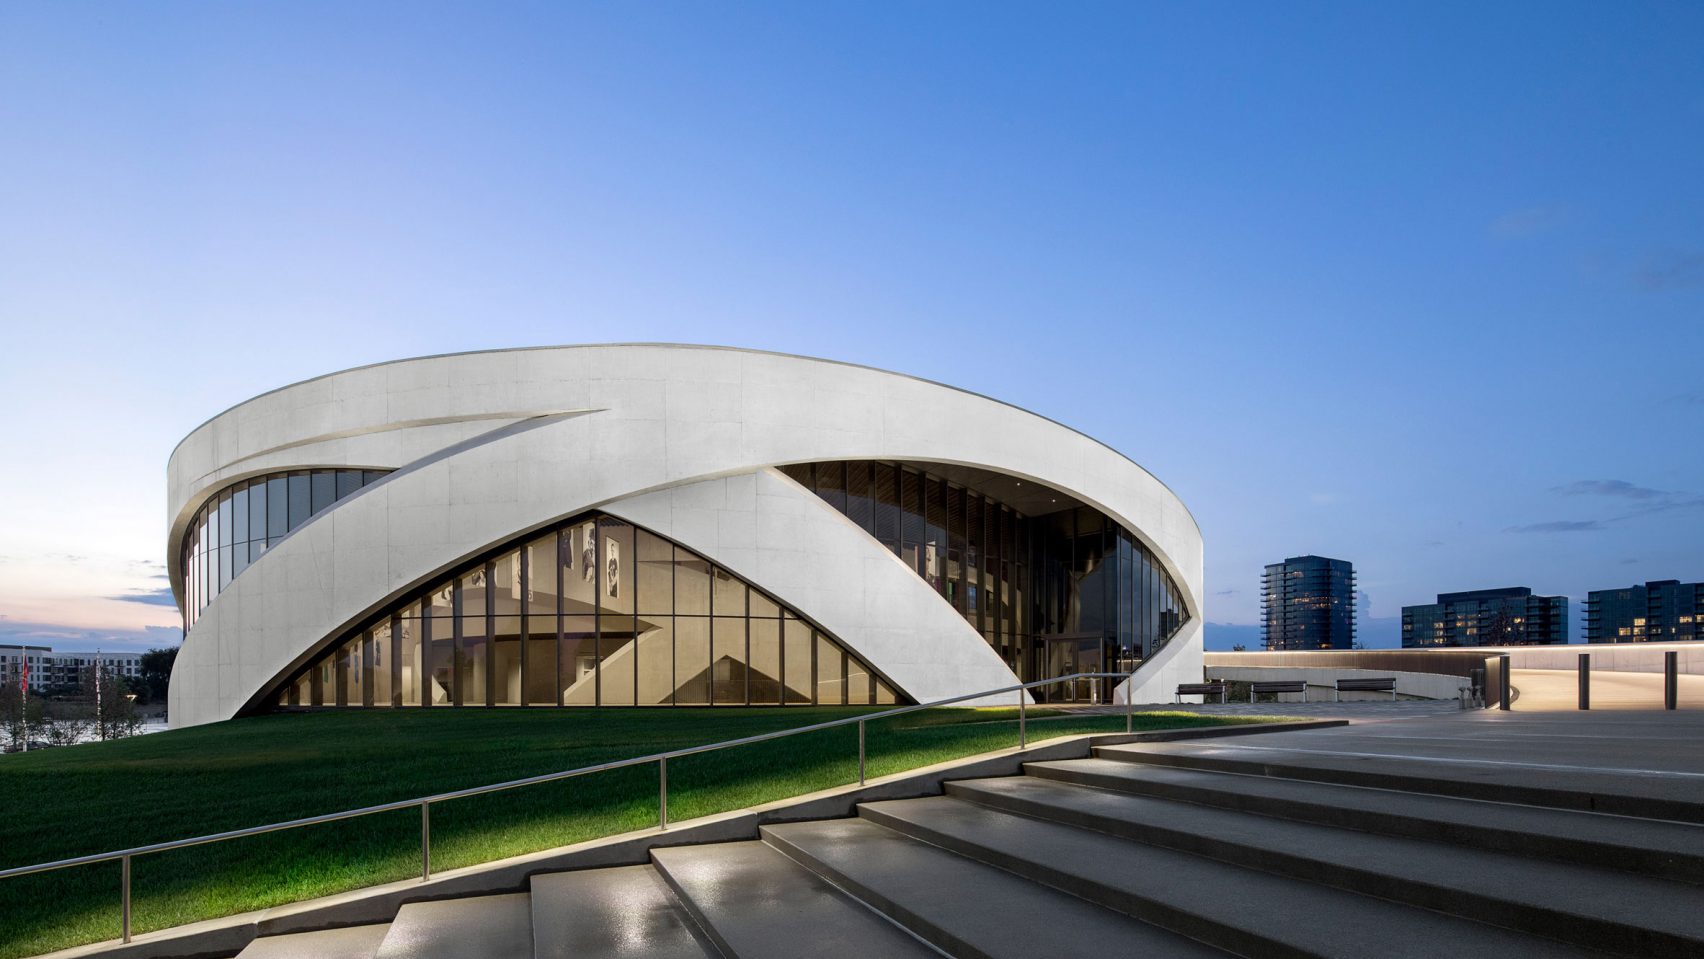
[{"left": 0, "top": 671, "right": 1141, "bottom": 944}]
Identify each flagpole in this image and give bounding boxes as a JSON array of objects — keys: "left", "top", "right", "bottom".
[{"left": 19, "top": 653, "right": 27, "bottom": 753}]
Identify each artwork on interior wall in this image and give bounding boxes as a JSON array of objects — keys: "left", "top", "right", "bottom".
[
  {"left": 581, "top": 522, "right": 597, "bottom": 583},
  {"left": 559, "top": 527, "right": 574, "bottom": 571},
  {"left": 606, "top": 538, "right": 620, "bottom": 599}
]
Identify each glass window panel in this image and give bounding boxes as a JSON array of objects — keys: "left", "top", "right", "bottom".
[
  {"left": 673, "top": 617, "right": 710, "bottom": 706},
  {"left": 636, "top": 616, "right": 674, "bottom": 705},
  {"left": 248, "top": 481, "right": 267, "bottom": 555},
  {"left": 598, "top": 518, "right": 634, "bottom": 616},
  {"left": 815, "top": 633, "right": 846, "bottom": 706},
  {"left": 491, "top": 615, "right": 522, "bottom": 705},
  {"left": 363, "top": 470, "right": 386, "bottom": 486},
  {"left": 232, "top": 486, "right": 249, "bottom": 551},
  {"left": 525, "top": 605, "right": 557, "bottom": 706},
  {"left": 817, "top": 461, "right": 846, "bottom": 512},
  {"left": 292, "top": 674, "right": 309, "bottom": 707},
  {"left": 562, "top": 520, "right": 598, "bottom": 615},
  {"left": 674, "top": 553, "right": 711, "bottom": 616},
  {"left": 267, "top": 476, "right": 289, "bottom": 542},
  {"left": 846, "top": 655, "right": 871, "bottom": 706},
  {"left": 426, "top": 587, "right": 454, "bottom": 705},
  {"left": 901, "top": 467, "right": 924, "bottom": 552},
  {"left": 287, "top": 472, "right": 311, "bottom": 530},
  {"left": 711, "top": 616, "right": 747, "bottom": 705},
  {"left": 459, "top": 570, "right": 489, "bottom": 706},
  {"left": 875, "top": 680, "right": 897, "bottom": 705},
  {"left": 749, "top": 618, "right": 781, "bottom": 705},
  {"left": 635, "top": 531, "right": 674, "bottom": 616},
  {"left": 846, "top": 461, "right": 874, "bottom": 534},
  {"left": 712, "top": 568, "right": 746, "bottom": 617},
  {"left": 525, "top": 533, "right": 562, "bottom": 619},
  {"left": 783, "top": 615, "right": 813, "bottom": 705},
  {"left": 371, "top": 621, "right": 393, "bottom": 707},
  {"left": 559, "top": 614, "right": 597, "bottom": 705},
  {"left": 313, "top": 656, "right": 332, "bottom": 707},
  {"left": 491, "top": 549, "right": 522, "bottom": 617},
  {"left": 598, "top": 615, "right": 637, "bottom": 706},
  {"left": 398, "top": 616, "right": 422, "bottom": 705},
  {"left": 336, "top": 470, "right": 361, "bottom": 499},
  {"left": 310, "top": 470, "right": 336, "bottom": 515},
  {"left": 218, "top": 543, "right": 231, "bottom": 591},
  {"left": 340, "top": 638, "right": 362, "bottom": 707},
  {"left": 875, "top": 462, "right": 900, "bottom": 548},
  {"left": 218, "top": 490, "right": 234, "bottom": 552},
  {"left": 749, "top": 590, "right": 779, "bottom": 619}
]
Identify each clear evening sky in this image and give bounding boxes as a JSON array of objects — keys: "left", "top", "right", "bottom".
[{"left": 2, "top": 3, "right": 1700, "bottom": 652}]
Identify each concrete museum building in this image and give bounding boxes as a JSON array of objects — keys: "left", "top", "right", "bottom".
[{"left": 166, "top": 346, "right": 1202, "bottom": 728}]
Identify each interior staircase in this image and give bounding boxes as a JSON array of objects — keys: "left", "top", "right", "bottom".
[{"left": 225, "top": 738, "right": 1704, "bottom": 959}]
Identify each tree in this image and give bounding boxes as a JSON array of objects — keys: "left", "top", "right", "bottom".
[
  {"left": 0, "top": 683, "right": 47, "bottom": 751},
  {"left": 139, "top": 647, "right": 178, "bottom": 704},
  {"left": 80, "top": 663, "right": 142, "bottom": 741}
]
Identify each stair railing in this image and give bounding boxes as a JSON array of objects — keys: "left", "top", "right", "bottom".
[{"left": 0, "top": 671, "right": 1140, "bottom": 944}]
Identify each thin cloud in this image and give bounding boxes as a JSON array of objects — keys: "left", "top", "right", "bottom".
[
  {"left": 110, "top": 586, "right": 178, "bottom": 608},
  {"left": 1213, "top": 588, "right": 1238, "bottom": 596},
  {"left": 1505, "top": 520, "right": 1606, "bottom": 534},
  {"left": 1553, "top": 479, "right": 1669, "bottom": 500},
  {"left": 1635, "top": 252, "right": 1704, "bottom": 290},
  {"left": 1489, "top": 205, "right": 1566, "bottom": 238}
]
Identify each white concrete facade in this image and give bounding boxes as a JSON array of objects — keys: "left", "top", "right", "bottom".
[{"left": 167, "top": 345, "right": 1204, "bottom": 727}]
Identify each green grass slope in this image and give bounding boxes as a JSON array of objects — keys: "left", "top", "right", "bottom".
[{"left": 0, "top": 707, "right": 1272, "bottom": 957}]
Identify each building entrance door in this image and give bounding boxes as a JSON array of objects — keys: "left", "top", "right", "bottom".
[{"left": 1040, "top": 636, "right": 1104, "bottom": 703}]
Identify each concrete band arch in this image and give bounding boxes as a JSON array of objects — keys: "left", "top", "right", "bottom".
[{"left": 166, "top": 345, "right": 1203, "bottom": 728}]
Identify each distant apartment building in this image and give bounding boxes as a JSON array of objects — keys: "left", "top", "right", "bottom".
[
  {"left": 1261, "top": 555, "right": 1357, "bottom": 650},
  {"left": 1584, "top": 580, "right": 1704, "bottom": 643},
  {"left": 0, "top": 646, "right": 143, "bottom": 692},
  {"left": 1401, "top": 587, "right": 1568, "bottom": 648}
]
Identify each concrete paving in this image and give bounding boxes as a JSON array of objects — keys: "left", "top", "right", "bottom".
[{"left": 1097, "top": 709, "right": 1704, "bottom": 821}]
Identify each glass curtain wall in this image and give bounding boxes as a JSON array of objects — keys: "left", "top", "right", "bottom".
[
  {"left": 276, "top": 512, "right": 899, "bottom": 709},
  {"left": 779, "top": 461, "right": 1187, "bottom": 692},
  {"left": 181, "top": 468, "right": 391, "bottom": 630}
]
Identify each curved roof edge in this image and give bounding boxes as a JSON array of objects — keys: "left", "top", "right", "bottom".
[{"left": 169, "top": 343, "right": 1202, "bottom": 536}]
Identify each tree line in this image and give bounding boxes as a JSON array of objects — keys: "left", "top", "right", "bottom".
[{"left": 0, "top": 647, "right": 177, "bottom": 752}]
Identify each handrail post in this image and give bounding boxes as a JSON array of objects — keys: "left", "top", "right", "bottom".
[
  {"left": 1666, "top": 651, "right": 1679, "bottom": 710},
  {"left": 121, "top": 854, "right": 131, "bottom": 944},
  {"left": 1578, "top": 654, "right": 1590, "bottom": 710},
  {"left": 1018, "top": 689, "right": 1026, "bottom": 749},
  {"left": 857, "top": 719, "right": 866, "bottom": 786},
  {"left": 658, "top": 757, "right": 668, "bottom": 830},
  {"left": 420, "top": 802, "right": 431, "bottom": 881}
]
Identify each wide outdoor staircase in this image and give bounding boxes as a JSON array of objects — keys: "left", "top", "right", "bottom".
[{"left": 231, "top": 740, "right": 1704, "bottom": 959}]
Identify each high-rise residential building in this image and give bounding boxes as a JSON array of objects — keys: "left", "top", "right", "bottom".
[
  {"left": 1584, "top": 580, "right": 1704, "bottom": 643},
  {"left": 1400, "top": 587, "right": 1568, "bottom": 648},
  {"left": 1261, "top": 555, "right": 1356, "bottom": 650}
]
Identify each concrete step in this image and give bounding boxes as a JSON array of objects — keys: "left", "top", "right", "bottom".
[
  {"left": 650, "top": 840, "right": 939, "bottom": 959},
  {"left": 1025, "top": 757, "right": 1704, "bottom": 882},
  {"left": 761, "top": 817, "right": 1233, "bottom": 959},
  {"left": 372, "top": 892, "right": 532, "bottom": 959},
  {"left": 1092, "top": 741, "right": 1704, "bottom": 823},
  {"left": 948, "top": 774, "right": 1704, "bottom": 957},
  {"left": 234, "top": 924, "right": 390, "bottom": 959},
  {"left": 530, "top": 865, "right": 715, "bottom": 959},
  {"left": 859, "top": 794, "right": 1612, "bottom": 959}
]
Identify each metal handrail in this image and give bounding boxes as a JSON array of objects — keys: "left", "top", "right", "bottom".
[{"left": 0, "top": 671, "right": 1137, "bottom": 943}]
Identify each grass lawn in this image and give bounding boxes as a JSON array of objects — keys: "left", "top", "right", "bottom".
[{"left": 0, "top": 706, "right": 1283, "bottom": 957}]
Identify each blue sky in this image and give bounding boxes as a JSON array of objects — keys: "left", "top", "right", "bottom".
[{"left": 1, "top": 2, "right": 1700, "bottom": 652}]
